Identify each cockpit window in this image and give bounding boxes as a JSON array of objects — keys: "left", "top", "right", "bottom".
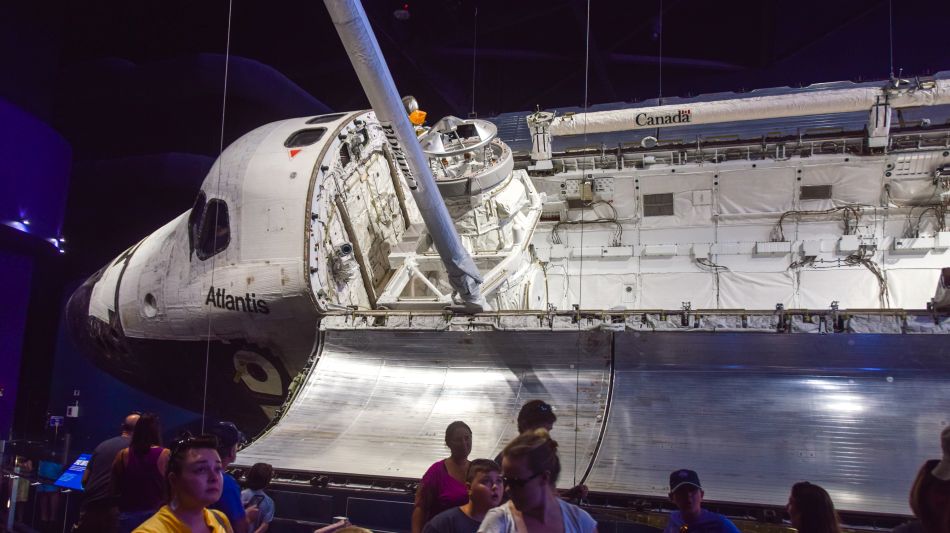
[
  {"left": 284, "top": 128, "right": 327, "bottom": 148},
  {"left": 306, "top": 113, "right": 348, "bottom": 125},
  {"left": 188, "top": 191, "right": 206, "bottom": 256},
  {"left": 196, "top": 199, "right": 230, "bottom": 261}
]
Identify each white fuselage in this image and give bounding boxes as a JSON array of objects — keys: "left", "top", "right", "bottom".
[{"left": 69, "top": 85, "right": 950, "bottom": 429}]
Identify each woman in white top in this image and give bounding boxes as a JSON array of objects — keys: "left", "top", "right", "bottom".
[{"left": 479, "top": 429, "right": 597, "bottom": 533}]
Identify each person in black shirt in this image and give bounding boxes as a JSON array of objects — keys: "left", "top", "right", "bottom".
[{"left": 74, "top": 412, "right": 140, "bottom": 533}]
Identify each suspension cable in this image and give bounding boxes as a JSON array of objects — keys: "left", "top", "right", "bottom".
[
  {"left": 888, "top": 0, "right": 894, "bottom": 80},
  {"left": 573, "top": 0, "right": 593, "bottom": 488},
  {"left": 470, "top": 4, "right": 478, "bottom": 117},
  {"left": 201, "top": 0, "right": 234, "bottom": 434}
]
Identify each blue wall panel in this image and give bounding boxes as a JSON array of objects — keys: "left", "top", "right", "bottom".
[{"left": 0, "top": 251, "right": 34, "bottom": 437}]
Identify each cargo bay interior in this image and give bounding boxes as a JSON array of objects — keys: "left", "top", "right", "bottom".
[{"left": 2, "top": 1, "right": 950, "bottom": 532}]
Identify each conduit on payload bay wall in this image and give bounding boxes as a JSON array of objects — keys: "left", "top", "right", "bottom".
[
  {"left": 528, "top": 154, "right": 950, "bottom": 311},
  {"left": 237, "top": 325, "right": 950, "bottom": 516}
]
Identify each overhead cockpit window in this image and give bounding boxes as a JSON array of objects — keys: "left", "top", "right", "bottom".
[
  {"left": 284, "top": 128, "right": 327, "bottom": 149},
  {"left": 196, "top": 199, "right": 230, "bottom": 261},
  {"left": 305, "top": 113, "right": 348, "bottom": 125},
  {"left": 188, "top": 191, "right": 207, "bottom": 256},
  {"left": 455, "top": 123, "right": 479, "bottom": 139}
]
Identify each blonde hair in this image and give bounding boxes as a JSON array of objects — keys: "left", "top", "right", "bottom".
[{"left": 501, "top": 428, "right": 561, "bottom": 485}]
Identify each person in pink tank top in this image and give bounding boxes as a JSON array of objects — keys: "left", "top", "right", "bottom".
[
  {"left": 111, "top": 413, "right": 171, "bottom": 533},
  {"left": 412, "top": 421, "right": 474, "bottom": 533}
]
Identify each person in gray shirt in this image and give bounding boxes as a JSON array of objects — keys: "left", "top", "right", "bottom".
[
  {"left": 74, "top": 412, "right": 140, "bottom": 533},
  {"left": 241, "top": 462, "right": 276, "bottom": 533}
]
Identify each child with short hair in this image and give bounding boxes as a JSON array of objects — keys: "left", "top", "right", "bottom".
[
  {"left": 425, "top": 459, "right": 503, "bottom": 533},
  {"left": 663, "top": 469, "right": 740, "bottom": 533},
  {"left": 241, "top": 463, "right": 276, "bottom": 533}
]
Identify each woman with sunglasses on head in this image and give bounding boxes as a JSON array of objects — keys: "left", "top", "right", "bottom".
[
  {"left": 495, "top": 401, "right": 587, "bottom": 504},
  {"left": 134, "top": 434, "right": 232, "bottom": 532},
  {"left": 480, "top": 429, "right": 597, "bottom": 533},
  {"left": 412, "top": 421, "right": 474, "bottom": 533}
]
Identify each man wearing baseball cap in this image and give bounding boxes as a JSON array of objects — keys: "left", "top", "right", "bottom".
[
  {"left": 663, "top": 469, "right": 741, "bottom": 533},
  {"left": 207, "top": 421, "right": 257, "bottom": 533}
]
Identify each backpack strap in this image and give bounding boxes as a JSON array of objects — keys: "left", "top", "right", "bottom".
[{"left": 210, "top": 509, "right": 232, "bottom": 532}]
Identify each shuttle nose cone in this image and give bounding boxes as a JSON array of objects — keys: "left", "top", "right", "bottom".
[
  {"left": 66, "top": 267, "right": 130, "bottom": 366},
  {"left": 64, "top": 264, "right": 274, "bottom": 435},
  {"left": 66, "top": 268, "right": 98, "bottom": 351}
]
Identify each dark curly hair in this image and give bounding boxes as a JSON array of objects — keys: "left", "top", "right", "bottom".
[
  {"left": 245, "top": 462, "right": 274, "bottom": 491},
  {"left": 517, "top": 400, "right": 557, "bottom": 433}
]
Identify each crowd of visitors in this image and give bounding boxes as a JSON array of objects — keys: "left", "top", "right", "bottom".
[
  {"left": 59, "top": 405, "right": 948, "bottom": 533},
  {"left": 71, "top": 413, "right": 269, "bottom": 533}
]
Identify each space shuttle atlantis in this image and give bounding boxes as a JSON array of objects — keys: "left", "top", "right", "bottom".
[
  {"left": 68, "top": 0, "right": 950, "bottom": 515},
  {"left": 66, "top": 0, "right": 537, "bottom": 430}
]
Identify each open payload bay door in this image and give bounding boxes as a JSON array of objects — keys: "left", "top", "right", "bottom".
[
  {"left": 238, "top": 317, "right": 950, "bottom": 516},
  {"left": 237, "top": 326, "right": 611, "bottom": 486},
  {"left": 586, "top": 332, "right": 949, "bottom": 515}
]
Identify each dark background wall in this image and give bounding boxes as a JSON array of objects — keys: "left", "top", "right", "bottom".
[{"left": 1, "top": 0, "right": 949, "bottom": 452}]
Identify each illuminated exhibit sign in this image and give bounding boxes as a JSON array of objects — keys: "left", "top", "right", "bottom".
[
  {"left": 635, "top": 109, "right": 692, "bottom": 126},
  {"left": 54, "top": 453, "right": 91, "bottom": 490}
]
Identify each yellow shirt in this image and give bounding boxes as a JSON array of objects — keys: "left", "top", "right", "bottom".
[{"left": 133, "top": 505, "right": 233, "bottom": 533}]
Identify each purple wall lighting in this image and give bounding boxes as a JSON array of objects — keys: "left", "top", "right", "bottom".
[
  {"left": 0, "top": 97, "right": 72, "bottom": 251},
  {"left": 0, "top": 252, "right": 34, "bottom": 437},
  {"left": 0, "top": 97, "right": 71, "bottom": 436}
]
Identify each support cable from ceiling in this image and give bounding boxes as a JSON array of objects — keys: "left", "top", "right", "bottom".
[
  {"left": 470, "top": 4, "right": 478, "bottom": 117},
  {"left": 888, "top": 0, "right": 894, "bottom": 80},
  {"left": 657, "top": 0, "right": 663, "bottom": 105},
  {"left": 574, "top": 0, "right": 592, "bottom": 489},
  {"left": 201, "top": 0, "right": 235, "bottom": 434}
]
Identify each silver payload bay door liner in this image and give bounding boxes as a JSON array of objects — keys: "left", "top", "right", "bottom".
[{"left": 238, "top": 318, "right": 950, "bottom": 517}]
